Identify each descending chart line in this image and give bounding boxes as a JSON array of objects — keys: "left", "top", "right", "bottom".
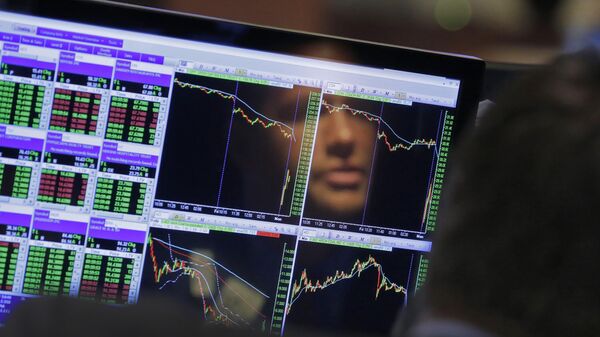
[
  {"left": 321, "top": 100, "right": 437, "bottom": 153},
  {"left": 151, "top": 237, "right": 270, "bottom": 298},
  {"left": 361, "top": 102, "right": 385, "bottom": 225},
  {"left": 149, "top": 236, "right": 272, "bottom": 327},
  {"left": 420, "top": 109, "right": 446, "bottom": 230},
  {"left": 286, "top": 255, "right": 407, "bottom": 313},
  {"left": 278, "top": 88, "right": 301, "bottom": 215},
  {"left": 216, "top": 81, "right": 239, "bottom": 208},
  {"left": 174, "top": 78, "right": 296, "bottom": 141}
]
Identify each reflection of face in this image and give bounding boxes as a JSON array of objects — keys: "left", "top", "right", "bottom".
[
  {"left": 308, "top": 100, "right": 377, "bottom": 218},
  {"left": 232, "top": 43, "right": 371, "bottom": 220},
  {"left": 262, "top": 92, "right": 377, "bottom": 219}
]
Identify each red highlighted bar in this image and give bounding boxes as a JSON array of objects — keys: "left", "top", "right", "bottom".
[{"left": 257, "top": 231, "right": 280, "bottom": 238}]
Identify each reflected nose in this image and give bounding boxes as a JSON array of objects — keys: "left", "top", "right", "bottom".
[{"left": 325, "top": 110, "right": 355, "bottom": 159}]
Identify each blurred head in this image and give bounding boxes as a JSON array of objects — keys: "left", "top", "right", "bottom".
[
  {"left": 421, "top": 50, "right": 600, "bottom": 337},
  {"left": 306, "top": 96, "right": 377, "bottom": 219},
  {"left": 258, "top": 93, "right": 377, "bottom": 220},
  {"left": 237, "top": 43, "right": 373, "bottom": 221}
]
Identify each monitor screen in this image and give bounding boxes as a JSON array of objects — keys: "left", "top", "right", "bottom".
[{"left": 0, "top": 4, "right": 482, "bottom": 335}]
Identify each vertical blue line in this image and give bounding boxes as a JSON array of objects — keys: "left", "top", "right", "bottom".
[
  {"left": 278, "top": 88, "right": 301, "bottom": 215},
  {"left": 404, "top": 254, "right": 415, "bottom": 306},
  {"left": 216, "top": 81, "right": 239, "bottom": 207},
  {"left": 361, "top": 102, "right": 385, "bottom": 225},
  {"left": 419, "top": 109, "right": 445, "bottom": 232}
]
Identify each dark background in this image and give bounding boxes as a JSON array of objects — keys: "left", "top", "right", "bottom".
[
  {"left": 155, "top": 72, "right": 313, "bottom": 216},
  {"left": 141, "top": 227, "right": 297, "bottom": 332},
  {"left": 286, "top": 241, "right": 416, "bottom": 335},
  {"left": 6, "top": 0, "right": 594, "bottom": 65},
  {"left": 304, "top": 95, "right": 444, "bottom": 232}
]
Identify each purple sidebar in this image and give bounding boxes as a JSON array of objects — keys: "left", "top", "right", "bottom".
[
  {"left": 0, "top": 212, "right": 32, "bottom": 227},
  {"left": 20, "top": 36, "right": 45, "bottom": 47},
  {"left": 2, "top": 44, "right": 19, "bottom": 52},
  {"left": 140, "top": 54, "right": 164, "bottom": 65},
  {"left": 36, "top": 27, "right": 123, "bottom": 48},
  {"left": 93, "top": 46, "right": 118, "bottom": 58},
  {"left": 32, "top": 209, "right": 88, "bottom": 235},
  {"left": 58, "top": 51, "right": 112, "bottom": 78},
  {"left": 114, "top": 61, "right": 171, "bottom": 87},
  {"left": 45, "top": 39, "right": 69, "bottom": 50},
  {"left": 69, "top": 43, "right": 94, "bottom": 54},
  {"left": 0, "top": 55, "right": 55, "bottom": 70},
  {"left": 0, "top": 126, "right": 45, "bottom": 152},
  {"left": 100, "top": 142, "right": 158, "bottom": 168},
  {"left": 45, "top": 132, "right": 101, "bottom": 159},
  {"left": 117, "top": 50, "right": 141, "bottom": 61},
  {"left": 88, "top": 218, "right": 146, "bottom": 243},
  {"left": 0, "top": 33, "right": 20, "bottom": 43}
]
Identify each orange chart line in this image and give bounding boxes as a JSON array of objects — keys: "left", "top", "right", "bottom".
[
  {"left": 321, "top": 100, "right": 437, "bottom": 152},
  {"left": 149, "top": 237, "right": 268, "bottom": 326},
  {"left": 174, "top": 78, "right": 296, "bottom": 140},
  {"left": 287, "top": 255, "right": 407, "bottom": 313}
]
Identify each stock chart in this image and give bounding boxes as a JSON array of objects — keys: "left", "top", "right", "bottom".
[
  {"left": 0, "top": 9, "right": 470, "bottom": 334},
  {"left": 154, "top": 72, "right": 320, "bottom": 222},
  {"left": 303, "top": 94, "right": 445, "bottom": 232},
  {"left": 285, "top": 241, "right": 415, "bottom": 334},
  {"left": 141, "top": 228, "right": 295, "bottom": 334}
]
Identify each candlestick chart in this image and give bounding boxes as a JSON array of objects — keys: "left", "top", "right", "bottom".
[
  {"left": 321, "top": 100, "right": 437, "bottom": 153},
  {"left": 285, "top": 241, "right": 415, "bottom": 335},
  {"left": 155, "top": 72, "right": 319, "bottom": 222},
  {"left": 288, "top": 255, "right": 407, "bottom": 312},
  {"left": 303, "top": 94, "right": 446, "bottom": 232},
  {"left": 173, "top": 79, "right": 295, "bottom": 141},
  {"left": 141, "top": 228, "right": 295, "bottom": 332}
]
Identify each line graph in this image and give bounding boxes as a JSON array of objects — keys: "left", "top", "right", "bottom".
[
  {"left": 148, "top": 235, "right": 269, "bottom": 326},
  {"left": 303, "top": 93, "right": 444, "bottom": 231},
  {"left": 155, "top": 72, "right": 318, "bottom": 221},
  {"left": 141, "top": 228, "right": 296, "bottom": 333},
  {"left": 287, "top": 255, "right": 407, "bottom": 313},
  {"left": 279, "top": 169, "right": 291, "bottom": 208},
  {"left": 174, "top": 78, "right": 296, "bottom": 141},
  {"left": 284, "top": 241, "right": 414, "bottom": 335},
  {"left": 322, "top": 100, "right": 437, "bottom": 153}
]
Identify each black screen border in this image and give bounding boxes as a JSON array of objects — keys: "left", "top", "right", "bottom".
[
  {"left": 0, "top": 0, "right": 486, "bottom": 332},
  {"left": 1, "top": 0, "right": 485, "bottom": 150}
]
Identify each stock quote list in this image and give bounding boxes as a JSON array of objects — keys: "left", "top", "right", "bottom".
[
  {"left": 49, "top": 89, "right": 101, "bottom": 135},
  {"left": 37, "top": 169, "right": 88, "bottom": 207},
  {"left": 0, "top": 210, "right": 30, "bottom": 293},
  {"left": 0, "top": 80, "right": 44, "bottom": 128},
  {"left": 79, "top": 218, "right": 145, "bottom": 304},
  {"left": 93, "top": 178, "right": 146, "bottom": 216},
  {"left": 0, "top": 241, "right": 19, "bottom": 292},
  {"left": 22, "top": 211, "right": 86, "bottom": 296},
  {"left": 0, "top": 164, "right": 32, "bottom": 199},
  {"left": 80, "top": 253, "right": 134, "bottom": 303},
  {"left": 106, "top": 97, "right": 160, "bottom": 145},
  {"left": 23, "top": 246, "right": 77, "bottom": 296}
]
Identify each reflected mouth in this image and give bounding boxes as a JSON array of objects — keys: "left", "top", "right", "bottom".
[{"left": 323, "top": 167, "right": 365, "bottom": 189}]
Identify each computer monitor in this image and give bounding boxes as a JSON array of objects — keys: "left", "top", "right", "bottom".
[{"left": 0, "top": 1, "right": 484, "bottom": 335}]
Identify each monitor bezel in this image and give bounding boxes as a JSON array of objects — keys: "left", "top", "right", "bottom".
[
  {"left": 0, "top": 0, "right": 487, "bottom": 332},
  {"left": 1, "top": 0, "right": 485, "bottom": 144}
]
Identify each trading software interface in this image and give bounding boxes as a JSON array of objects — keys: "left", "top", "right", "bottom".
[{"left": 0, "top": 11, "right": 462, "bottom": 334}]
